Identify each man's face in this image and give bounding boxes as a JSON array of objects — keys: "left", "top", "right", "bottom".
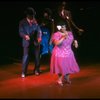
[
  {"left": 44, "top": 12, "right": 49, "bottom": 18},
  {"left": 28, "top": 14, "right": 34, "bottom": 19},
  {"left": 27, "top": 15, "right": 34, "bottom": 22}
]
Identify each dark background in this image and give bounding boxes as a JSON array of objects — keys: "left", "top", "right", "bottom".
[{"left": 0, "top": 0, "right": 100, "bottom": 65}]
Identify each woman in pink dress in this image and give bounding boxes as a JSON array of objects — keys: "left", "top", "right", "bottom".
[{"left": 50, "top": 22, "right": 80, "bottom": 86}]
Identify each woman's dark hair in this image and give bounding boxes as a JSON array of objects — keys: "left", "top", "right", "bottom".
[{"left": 57, "top": 21, "right": 66, "bottom": 26}]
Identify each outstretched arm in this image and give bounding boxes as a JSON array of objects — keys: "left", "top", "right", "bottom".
[{"left": 68, "top": 11, "right": 84, "bottom": 33}]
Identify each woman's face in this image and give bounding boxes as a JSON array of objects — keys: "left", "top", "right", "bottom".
[
  {"left": 57, "top": 25, "right": 66, "bottom": 31},
  {"left": 44, "top": 12, "right": 49, "bottom": 19},
  {"left": 61, "top": 25, "right": 66, "bottom": 31}
]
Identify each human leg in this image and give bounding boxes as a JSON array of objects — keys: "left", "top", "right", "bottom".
[
  {"left": 57, "top": 73, "right": 63, "bottom": 86},
  {"left": 64, "top": 74, "right": 71, "bottom": 84},
  {"left": 21, "top": 47, "right": 29, "bottom": 77},
  {"left": 33, "top": 45, "right": 41, "bottom": 75}
]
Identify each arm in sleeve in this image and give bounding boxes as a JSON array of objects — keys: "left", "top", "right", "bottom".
[
  {"left": 69, "top": 11, "right": 80, "bottom": 31},
  {"left": 37, "top": 25, "right": 42, "bottom": 43},
  {"left": 19, "top": 21, "right": 26, "bottom": 39}
]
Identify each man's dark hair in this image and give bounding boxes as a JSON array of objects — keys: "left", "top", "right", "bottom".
[
  {"left": 43, "top": 8, "right": 52, "bottom": 16},
  {"left": 24, "top": 7, "right": 36, "bottom": 17}
]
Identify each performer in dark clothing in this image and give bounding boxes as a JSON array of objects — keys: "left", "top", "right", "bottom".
[
  {"left": 19, "top": 7, "right": 42, "bottom": 77},
  {"left": 55, "top": 1, "right": 84, "bottom": 36},
  {"left": 40, "top": 8, "right": 54, "bottom": 56}
]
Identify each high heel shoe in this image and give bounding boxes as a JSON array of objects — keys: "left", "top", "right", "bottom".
[
  {"left": 66, "top": 80, "right": 71, "bottom": 84},
  {"left": 57, "top": 80, "right": 63, "bottom": 86},
  {"left": 63, "top": 78, "right": 71, "bottom": 84}
]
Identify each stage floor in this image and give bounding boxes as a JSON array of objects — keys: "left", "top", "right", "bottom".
[{"left": 0, "top": 60, "right": 100, "bottom": 99}]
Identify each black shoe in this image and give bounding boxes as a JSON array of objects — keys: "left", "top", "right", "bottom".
[
  {"left": 38, "top": 69, "right": 42, "bottom": 73},
  {"left": 63, "top": 78, "right": 71, "bottom": 84}
]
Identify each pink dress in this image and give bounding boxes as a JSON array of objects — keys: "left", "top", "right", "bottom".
[{"left": 50, "top": 31, "right": 80, "bottom": 75}]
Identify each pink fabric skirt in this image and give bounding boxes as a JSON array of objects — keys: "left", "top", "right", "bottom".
[{"left": 50, "top": 51, "right": 80, "bottom": 75}]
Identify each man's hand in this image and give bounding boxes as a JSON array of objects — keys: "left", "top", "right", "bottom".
[
  {"left": 79, "top": 28, "right": 84, "bottom": 32},
  {"left": 37, "top": 38, "right": 42, "bottom": 43},
  {"left": 25, "top": 35, "right": 30, "bottom": 40},
  {"left": 78, "top": 28, "right": 84, "bottom": 36}
]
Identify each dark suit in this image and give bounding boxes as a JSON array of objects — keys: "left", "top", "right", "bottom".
[{"left": 19, "top": 18, "right": 42, "bottom": 75}]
